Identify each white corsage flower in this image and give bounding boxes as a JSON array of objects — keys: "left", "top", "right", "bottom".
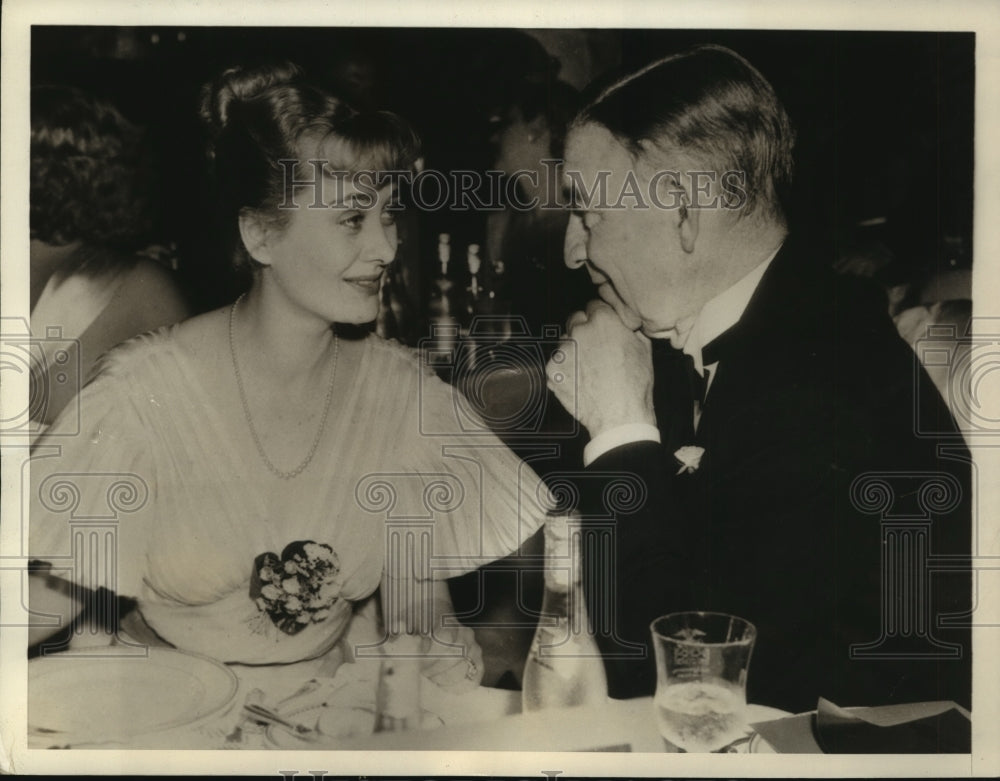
[
  {"left": 260, "top": 584, "right": 282, "bottom": 600},
  {"left": 674, "top": 445, "right": 705, "bottom": 475},
  {"left": 252, "top": 539, "right": 343, "bottom": 635},
  {"left": 304, "top": 542, "right": 335, "bottom": 563},
  {"left": 318, "top": 581, "right": 341, "bottom": 602}
]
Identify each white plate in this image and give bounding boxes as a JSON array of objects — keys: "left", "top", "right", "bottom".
[
  {"left": 264, "top": 679, "right": 521, "bottom": 749},
  {"left": 748, "top": 704, "right": 794, "bottom": 722},
  {"left": 29, "top": 648, "right": 239, "bottom": 746}
]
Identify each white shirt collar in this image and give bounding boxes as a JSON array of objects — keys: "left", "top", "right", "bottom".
[{"left": 679, "top": 245, "right": 781, "bottom": 374}]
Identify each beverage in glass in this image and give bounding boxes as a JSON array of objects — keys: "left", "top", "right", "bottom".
[{"left": 650, "top": 612, "right": 756, "bottom": 752}]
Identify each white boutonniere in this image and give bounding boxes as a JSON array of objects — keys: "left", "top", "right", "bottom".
[{"left": 674, "top": 445, "right": 705, "bottom": 475}]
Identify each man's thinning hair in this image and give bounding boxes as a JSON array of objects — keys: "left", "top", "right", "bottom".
[{"left": 576, "top": 45, "right": 796, "bottom": 221}]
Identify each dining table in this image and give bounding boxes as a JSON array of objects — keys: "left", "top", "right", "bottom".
[
  {"left": 26, "top": 648, "right": 971, "bottom": 755},
  {"left": 332, "top": 694, "right": 790, "bottom": 753},
  {"left": 26, "top": 648, "right": 777, "bottom": 751}
]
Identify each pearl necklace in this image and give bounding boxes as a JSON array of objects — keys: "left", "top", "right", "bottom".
[{"left": 228, "top": 294, "right": 339, "bottom": 480}]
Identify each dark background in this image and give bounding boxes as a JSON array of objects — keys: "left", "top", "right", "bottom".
[{"left": 30, "top": 26, "right": 975, "bottom": 313}]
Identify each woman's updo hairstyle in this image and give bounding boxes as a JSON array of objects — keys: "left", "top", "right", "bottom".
[{"left": 200, "top": 61, "right": 420, "bottom": 270}]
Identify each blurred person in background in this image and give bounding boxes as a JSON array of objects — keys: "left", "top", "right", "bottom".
[
  {"left": 832, "top": 221, "right": 973, "bottom": 438},
  {"left": 486, "top": 77, "right": 596, "bottom": 339},
  {"left": 29, "top": 85, "right": 190, "bottom": 435}
]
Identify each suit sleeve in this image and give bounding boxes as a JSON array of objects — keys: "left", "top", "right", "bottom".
[{"left": 576, "top": 439, "right": 697, "bottom": 699}]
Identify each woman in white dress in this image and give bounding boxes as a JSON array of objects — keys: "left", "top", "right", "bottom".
[{"left": 29, "top": 63, "right": 550, "bottom": 692}]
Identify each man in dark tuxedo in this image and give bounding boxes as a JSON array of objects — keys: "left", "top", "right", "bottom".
[{"left": 546, "top": 45, "right": 971, "bottom": 714}]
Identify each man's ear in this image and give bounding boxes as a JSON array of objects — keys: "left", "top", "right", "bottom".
[
  {"left": 238, "top": 209, "right": 273, "bottom": 266},
  {"left": 638, "top": 139, "right": 699, "bottom": 253},
  {"left": 677, "top": 185, "right": 700, "bottom": 254}
]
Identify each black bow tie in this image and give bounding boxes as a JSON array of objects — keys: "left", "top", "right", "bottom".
[
  {"left": 682, "top": 353, "right": 710, "bottom": 406},
  {"left": 650, "top": 339, "right": 711, "bottom": 406}
]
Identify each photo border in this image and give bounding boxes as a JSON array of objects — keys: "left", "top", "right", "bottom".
[{"left": 2, "top": 0, "right": 998, "bottom": 776}]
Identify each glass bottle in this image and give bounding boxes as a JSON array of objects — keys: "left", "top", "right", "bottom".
[
  {"left": 459, "top": 242, "right": 484, "bottom": 370},
  {"left": 482, "top": 244, "right": 512, "bottom": 341},
  {"left": 432, "top": 232, "right": 455, "bottom": 307},
  {"left": 374, "top": 633, "right": 423, "bottom": 732},
  {"left": 425, "top": 233, "right": 461, "bottom": 378},
  {"left": 522, "top": 512, "right": 608, "bottom": 711},
  {"left": 464, "top": 243, "right": 483, "bottom": 321},
  {"left": 375, "top": 272, "right": 399, "bottom": 340}
]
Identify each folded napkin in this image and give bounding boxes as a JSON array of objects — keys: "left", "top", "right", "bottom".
[
  {"left": 814, "top": 698, "right": 971, "bottom": 754},
  {"left": 750, "top": 699, "right": 972, "bottom": 754},
  {"left": 749, "top": 713, "right": 821, "bottom": 753}
]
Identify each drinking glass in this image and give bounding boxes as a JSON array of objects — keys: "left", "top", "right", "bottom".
[{"left": 650, "top": 611, "right": 756, "bottom": 752}]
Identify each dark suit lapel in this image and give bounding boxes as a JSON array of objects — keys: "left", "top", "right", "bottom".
[
  {"left": 720, "top": 234, "right": 835, "bottom": 354},
  {"left": 653, "top": 235, "right": 830, "bottom": 479},
  {"left": 650, "top": 339, "right": 697, "bottom": 459},
  {"left": 676, "top": 238, "right": 809, "bottom": 452}
]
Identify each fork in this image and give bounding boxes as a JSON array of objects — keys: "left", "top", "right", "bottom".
[{"left": 243, "top": 702, "right": 317, "bottom": 738}]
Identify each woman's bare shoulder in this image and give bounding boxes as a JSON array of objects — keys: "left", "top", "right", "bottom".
[
  {"left": 168, "top": 306, "right": 230, "bottom": 366},
  {"left": 114, "top": 258, "right": 191, "bottom": 328},
  {"left": 365, "top": 334, "right": 433, "bottom": 376},
  {"left": 89, "top": 307, "right": 230, "bottom": 393}
]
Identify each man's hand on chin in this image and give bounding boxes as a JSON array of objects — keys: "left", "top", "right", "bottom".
[{"left": 546, "top": 299, "right": 656, "bottom": 439}]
